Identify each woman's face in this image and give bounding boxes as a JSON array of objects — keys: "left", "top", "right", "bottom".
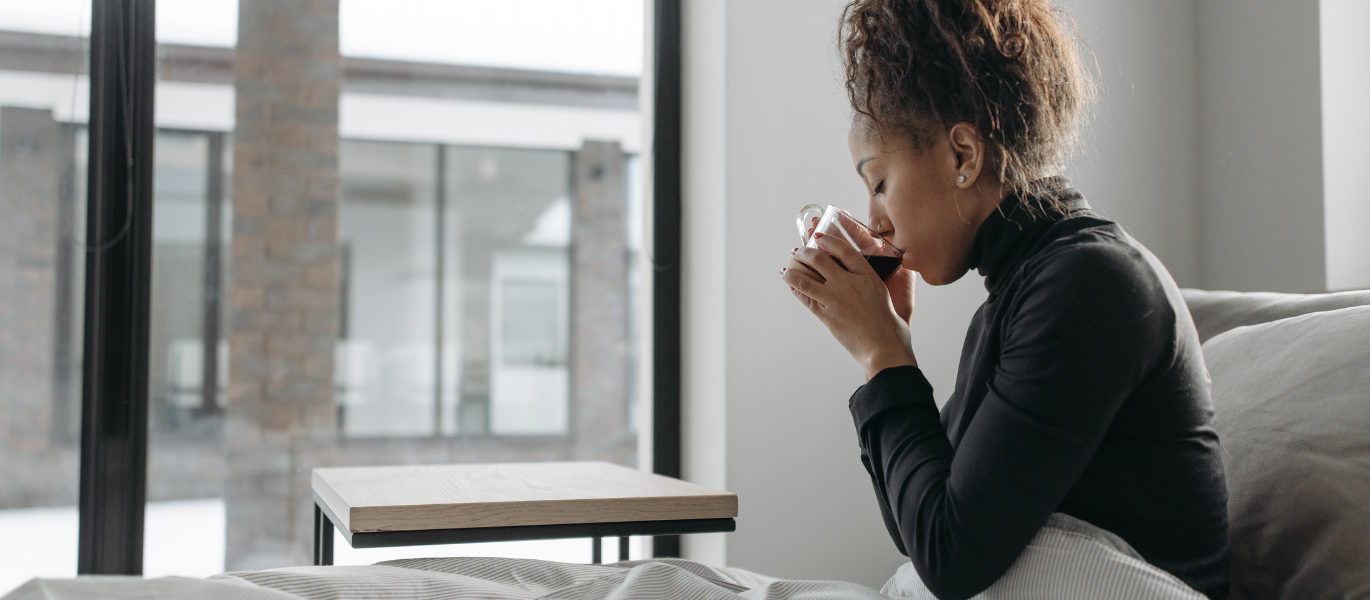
[{"left": 847, "top": 124, "right": 1003, "bottom": 285}]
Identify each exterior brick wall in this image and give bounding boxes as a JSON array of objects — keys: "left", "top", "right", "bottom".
[
  {"left": 570, "top": 141, "right": 636, "bottom": 464},
  {"left": 227, "top": 0, "right": 342, "bottom": 570},
  {"left": 0, "top": 107, "right": 74, "bottom": 507}
]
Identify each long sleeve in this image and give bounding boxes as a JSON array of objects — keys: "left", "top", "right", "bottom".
[
  {"left": 850, "top": 242, "right": 1170, "bottom": 600},
  {"left": 855, "top": 367, "right": 941, "bottom": 559}
]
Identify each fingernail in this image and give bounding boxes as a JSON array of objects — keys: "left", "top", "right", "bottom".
[
  {"left": 789, "top": 287, "right": 795, "bottom": 291},
  {"left": 813, "top": 232, "right": 824, "bottom": 239}
]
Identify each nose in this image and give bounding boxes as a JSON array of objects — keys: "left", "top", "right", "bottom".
[{"left": 868, "top": 198, "right": 893, "bottom": 237}]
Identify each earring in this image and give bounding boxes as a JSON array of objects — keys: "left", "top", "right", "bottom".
[{"left": 957, "top": 174, "right": 970, "bottom": 184}]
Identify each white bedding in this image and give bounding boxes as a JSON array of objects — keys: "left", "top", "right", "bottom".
[{"left": 5, "top": 513, "right": 1204, "bottom": 600}]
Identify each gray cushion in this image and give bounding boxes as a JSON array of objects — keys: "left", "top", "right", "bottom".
[
  {"left": 1181, "top": 288, "right": 1370, "bottom": 342},
  {"left": 1203, "top": 306, "right": 1370, "bottom": 600}
]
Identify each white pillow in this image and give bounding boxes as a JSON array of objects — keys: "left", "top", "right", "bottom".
[
  {"left": 1181, "top": 288, "right": 1370, "bottom": 342},
  {"left": 1203, "top": 305, "right": 1370, "bottom": 600}
]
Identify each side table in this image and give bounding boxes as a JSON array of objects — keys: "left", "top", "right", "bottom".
[{"left": 311, "top": 461, "right": 737, "bottom": 566}]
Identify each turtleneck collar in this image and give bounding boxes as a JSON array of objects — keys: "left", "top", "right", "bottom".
[{"left": 965, "top": 177, "right": 1092, "bottom": 296}]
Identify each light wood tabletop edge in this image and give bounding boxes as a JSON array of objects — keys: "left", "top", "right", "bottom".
[
  {"left": 311, "top": 462, "right": 739, "bottom": 534},
  {"left": 311, "top": 470, "right": 354, "bottom": 532},
  {"left": 346, "top": 493, "right": 738, "bottom": 533}
]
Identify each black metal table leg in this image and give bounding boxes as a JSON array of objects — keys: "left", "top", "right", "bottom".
[
  {"left": 619, "top": 536, "right": 630, "bottom": 561},
  {"left": 314, "top": 502, "right": 334, "bottom": 566},
  {"left": 322, "top": 512, "right": 334, "bottom": 566},
  {"left": 313, "top": 504, "right": 321, "bottom": 566},
  {"left": 592, "top": 536, "right": 602, "bottom": 563}
]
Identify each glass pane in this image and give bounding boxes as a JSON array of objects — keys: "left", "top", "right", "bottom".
[
  {"left": 337, "top": 140, "right": 441, "bottom": 437},
  {"left": 445, "top": 146, "right": 572, "bottom": 437},
  {"left": 144, "top": 129, "right": 228, "bottom": 579},
  {"left": 141, "top": 0, "right": 236, "bottom": 580},
  {"left": 0, "top": 0, "right": 89, "bottom": 593},
  {"left": 501, "top": 280, "right": 565, "bottom": 367}
]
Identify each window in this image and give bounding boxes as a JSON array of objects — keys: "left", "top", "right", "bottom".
[{"left": 0, "top": 0, "right": 666, "bottom": 590}]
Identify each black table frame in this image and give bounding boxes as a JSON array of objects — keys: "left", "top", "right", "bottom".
[{"left": 312, "top": 493, "right": 736, "bottom": 566}]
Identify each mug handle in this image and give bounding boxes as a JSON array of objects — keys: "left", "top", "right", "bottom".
[{"left": 796, "top": 204, "right": 825, "bottom": 245}]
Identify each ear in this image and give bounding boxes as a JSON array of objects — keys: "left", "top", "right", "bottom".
[{"left": 947, "top": 122, "right": 984, "bottom": 189}]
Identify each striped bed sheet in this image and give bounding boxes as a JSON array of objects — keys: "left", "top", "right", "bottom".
[{"left": 4, "top": 513, "right": 1205, "bottom": 600}]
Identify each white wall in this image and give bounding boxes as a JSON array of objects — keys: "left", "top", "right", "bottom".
[
  {"left": 1320, "top": 0, "right": 1370, "bottom": 292},
  {"left": 1069, "top": 0, "right": 1361, "bottom": 294},
  {"left": 1064, "top": 0, "right": 1202, "bottom": 288},
  {"left": 1198, "top": 0, "right": 1327, "bottom": 293},
  {"left": 679, "top": 0, "right": 730, "bottom": 569},
  {"left": 681, "top": 0, "right": 916, "bottom": 586}
]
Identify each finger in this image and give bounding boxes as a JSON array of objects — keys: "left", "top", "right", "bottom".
[
  {"left": 786, "top": 259, "right": 826, "bottom": 284},
  {"left": 782, "top": 264, "right": 830, "bottom": 305},
  {"left": 814, "top": 233, "right": 875, "bottom": 277},
  {"left": 784, "top": 272, "right": 827, "bottom": 317},
  {"left": 792, "top": 286, "right": 826, "bottom": 319},
  {"left": 884, "top": 265, "right": 916, "bottom": 295},
  {"left": 884, "top": 267, "right": 916, "bottom": 324},
  {"left": 793, "top": 246, "right": 847, "bottom": 283}
]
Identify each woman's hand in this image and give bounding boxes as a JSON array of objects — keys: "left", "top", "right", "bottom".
[
  {"left": 885, "top": 264, "right": 916, "bottom": 325},
  {"left": 783, "top": 234, "right": 918, "bottom": 380}
]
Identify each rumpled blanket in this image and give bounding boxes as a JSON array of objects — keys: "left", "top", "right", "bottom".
[{"left": 5, "top": 513, "right": 1204, "bottom": 600}]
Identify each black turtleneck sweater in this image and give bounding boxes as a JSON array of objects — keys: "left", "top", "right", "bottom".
[{"left": 850, "top": 184, "right": 1230, "bottom": 600}]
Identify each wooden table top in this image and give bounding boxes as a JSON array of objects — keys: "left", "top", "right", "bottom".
[{"left": 312, "top": 461, "right": 737, "bottom": 533}]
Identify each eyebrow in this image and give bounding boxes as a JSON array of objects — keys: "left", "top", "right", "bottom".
[{"left": 855, "top": 156, "right": 875, "bottom": 178}]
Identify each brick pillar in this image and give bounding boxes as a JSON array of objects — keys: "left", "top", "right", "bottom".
[
  {"left": 227, "top": 0, "right": 341, "bottom": 570},
  {"left": 0, "top": 107, "right": 64, "bottom": 505},
  {"left": 570, "top": 140, "right": 635, "bottom": 464}
]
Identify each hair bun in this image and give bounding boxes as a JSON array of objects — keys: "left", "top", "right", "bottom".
[
  {"left": 840, "top": 0, "right": 1095, "bottom": 211},
  {"left": 999, "top": 33, "right": 1027, "bottom": 59}
]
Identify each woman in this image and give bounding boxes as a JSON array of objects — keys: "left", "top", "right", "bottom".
[{"left": 781, "top": 1, "right": 1230, "bottom": 599}]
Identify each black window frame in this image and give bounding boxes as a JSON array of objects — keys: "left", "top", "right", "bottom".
[
  {"left": 75, "top": 0, "right": 686, "bottom": 572},
  {"left": 649, "top": 0, "right": 683, "bottom": 558},
  {"left": 77, "top": 0, "right": 156, "bottom": 576}
]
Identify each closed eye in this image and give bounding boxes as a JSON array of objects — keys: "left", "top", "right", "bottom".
[{"left": 873, "top": 181, "right": 884, "bottom": 196}]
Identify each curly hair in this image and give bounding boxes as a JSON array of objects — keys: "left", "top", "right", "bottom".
[{"left": 840, "top": 0, "right": 1096, "bottom": 212}]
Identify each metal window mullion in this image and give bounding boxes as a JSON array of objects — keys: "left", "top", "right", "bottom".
[
  {"left": 650, "top": 0, "right": 683, "bottom": 559},
  {"left": 433, "top": 144, "right": 447, "bottom": 437},
  {"left": 201, "top": 131, "right": 224, "bottom": 415},
  {"left": 77, "top": 0, "right": 156, "bottom": 576}
]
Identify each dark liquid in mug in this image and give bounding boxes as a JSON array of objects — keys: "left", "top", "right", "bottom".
[{"left": 866, "top": 255, "right": 902, "bottom": 280}]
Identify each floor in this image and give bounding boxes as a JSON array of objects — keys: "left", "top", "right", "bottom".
[{"left": 0, "top": 498, "right": 640, "bottom": 596}]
